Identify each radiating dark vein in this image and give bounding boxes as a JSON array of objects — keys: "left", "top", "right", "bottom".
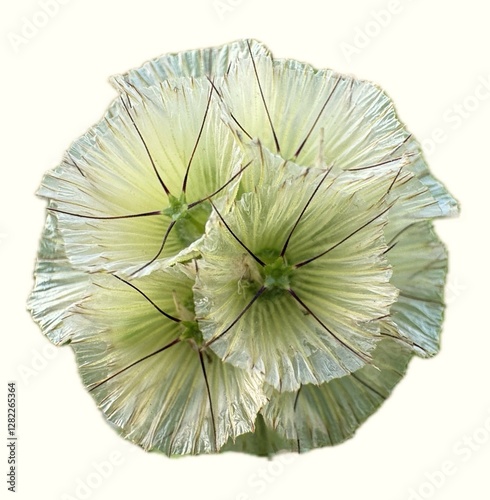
[
  {"left": 89, "top": 337, "right": 181, "bottom": 392},
  {"left": 350, "top": 372, "right": 385, "bottom": 400},
  {"left": 294, "top": 385, "right": 302, "bottom": 453},
  {"left": 280, "top": 167, "right": 332, "bottom": 258},
  {"left": 346, "top": 153, "right": 415, "bottom": 172},
  {"left": 206, "top": 76, "right": 253, "bottom": 140},
  {"left": 112, "top": 274, "right": 181, "bottom": 322},
  {"left": 287, "top": 288, "right": 372, "bottom": 365},
  {"left": 66, "top": 154, "right": 85, "bottom": 177},
  {"left": 247, "top": 40, "right": 280, "bottom": 153},
  {"left": 48, "top": 207, "right": 162, "bottom": 220},
  {"left": 121, "top": 96, "right": 171, "bottom": 196},
  {"left": 210, "top": 200, "right": 265, "bottom": 267},
  {"left": 199, "top": 351, "right": 218, "bottom": 451},
  {"left": 294, "top": 204, "right": 392, "bottom": 269},
  {"left": 187, "top": 160, "right": 253, "bottom": 209},
  {"left": 182, "top": 83, "right": 214, "bottom": 193},
  {"left": 129, "top": 220, "right": 176, "bottom": 277},
  {"left": 205, "top": 285, "right": 266, "bottom": 347},
  {"left": 293, "top": 77, "right": 341, "bottom": 159}
]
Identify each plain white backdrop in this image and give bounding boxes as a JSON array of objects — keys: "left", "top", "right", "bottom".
[{"left": 1, "top": 1, "right": 488, "bottom": 499}]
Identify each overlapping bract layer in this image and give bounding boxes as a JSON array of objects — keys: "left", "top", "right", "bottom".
[{"left": 28, "top": 39, "right": 458, "bottom": 457}]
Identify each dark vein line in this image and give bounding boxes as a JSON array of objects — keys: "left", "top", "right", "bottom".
[
  {"left": 129, "top": 220, "right": 176, "bottom": 277},
  {"left": 247, "top": 40, "right": 280, "bottom": 153},
  {"left": 48, "top": 207, "right": 162, "bottom": 220},
  {"left": 379, "top": 331, "right": 418, "bottom": 350},
  {"left": 113, "top": 274, "right": 181, "bottom": 322},
  {"left": 383, "top": 241, "right": 398, "bottom": 254},
  {"left": 295, "top": 204, "right": 392, "bottom": 269},
  {"left": 210, "top": 200, "right": 265, "bottom": 267},
  {"left": 182, "top": 83, "right": 214, "bottom": 193},
  {"left": 293, "top": 77, "right": 341, "bottom": 159},
  {"left": 121, "top": 96, "right": 171, "bottom": 196},
  {"left": 205, "top": 285, "right": 266, "bottom": 347},
  {"left": 346, "top": 153, "right": 414, "bottom": 172},
  {"left": 387, "top": 222, "right": 417, "bottom": 247},
  {"left": 199, "top": 351, "right": 218, "bottom": 451},
  {"left": 387, "top": 167, "right": 403, "bottom": 195},
  {"left": 230, "top": 112, "right": 254, "bottom": 140},
  {"left": 350, "top": 372, "right": 385, "bottom": 399},
  {"left": 89, "top": 337, "right": 181, "bottom": 392},
  {"left": 379, "top": 331, "right": 425, "bottom": 353},
  {"left": 382, "top": 133, "right": 412, "bottom": 160},
  {"left": 293, "top": 385, "right": 302, "bottom": 411},
  {"left": 288, "top": 288, "right": 372, "bottom": 365},
  {"left": 206, "top": 76, "right": 253, "bottom": 140},
  {"left": 280, "top": 167, "right": 332, "bottom": 257},
  {"left": 293, "top": 385, "right": 303, "bottom": 454},
  {"left": 124, "top": 80, "right": 145, "bottom": 100},
  {"left": 187, "top": 160, "right": 253, "bottom": 209},
  {"left": 66, "top": 154, "right": 85, "bottom": 177}
]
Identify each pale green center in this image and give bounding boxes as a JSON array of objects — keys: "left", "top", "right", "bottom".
[
  {"left": 163, "top": 194, "right": 211, "bottom": 248},
  {"left": 263, "top": 257, "right": 293, "bottom": 291}
]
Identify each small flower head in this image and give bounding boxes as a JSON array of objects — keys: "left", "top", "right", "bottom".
[{"left": 28, "top": 40, "right": 458, "bottom": 456}]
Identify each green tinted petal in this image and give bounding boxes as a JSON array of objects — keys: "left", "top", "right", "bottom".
[
  {"left": 262, "top": 338, "right": 412, "bottom": 451},
  {"left": 28, "top": 40, "right": 459, "bottom": 457},
  {"left": 217, "top": 55, "right": 458, "bottom": 218},
  {"left": 70, "top": 269, "right": 265, "bottom": 455},
  {"left": 195, "top": 145, "right": 399, "bottom": 391},
  {"left": 221, "top": 414, "right": 296, "bottom": 457},
  {"left": 112, "top": 39, "right": 271, "bottom": 92},
  {"left": 219, "top": 57, "right": 403, "bottom": 165},
  {"left": 40, "top": 77, "right": 242, "bottom": 276},
  {"left": 390, "top": 136, "right": 459, "bottom": 218},
  {"left": 383, "top": 221, "right": 448, "bottom": 356},
  {"left": 27, "top": 213, "right": 89, "bottom": 346}
]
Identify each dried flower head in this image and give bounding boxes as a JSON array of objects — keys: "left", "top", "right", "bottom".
[{"left": 28, "top": 40, "right": 458, "bottom": 456}]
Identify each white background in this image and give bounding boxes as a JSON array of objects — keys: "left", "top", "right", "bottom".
[{"left": 1, "top": 1, "right": 488, "bottom": 499}]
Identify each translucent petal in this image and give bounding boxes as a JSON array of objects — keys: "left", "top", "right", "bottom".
[
  {"left": 111, "top": 39, "right": 271, "bottom": 93},
  {"left": 27, "top": 213, "right": 89, "bottom": 346},
  {"left": 69, "top": 269, "right": 266, "bottom": 455},
  {"left": 262, "top": 338, "right": 413, "bottom": 451},
  {"left": 39, "top": 77, "right": 243, "bottom": 276},
  {"left": 195, "top": 146, "right": 399, "bottom": 391},
  {"left": 391, "top": 136, "right": 459, "bottom": 218},
  {"left": 383, "top": 221, "right": 448, "bottom": 356},
  {"left": 216, "top": 56, "right": 458, "bottom": 217}
]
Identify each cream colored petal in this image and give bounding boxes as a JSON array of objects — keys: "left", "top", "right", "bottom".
[
  {"left": 40, "top": 76, "right": 243, "bottom": 276},
  {"left": 217, "top": 56, "right": 458, "bottom": 218},
  {"left": 195, "top": 146, "right": 399, "bottom": 392},
  {"left": 69, "top": 269, "right": 265, "bottom": 455}
]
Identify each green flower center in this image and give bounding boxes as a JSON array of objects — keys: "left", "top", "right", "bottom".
[
  {"left": 163, "top": 194, "right": 211, "bottom": 248},
  {"left": 263, "top": 257, "right": 293, "bottom": 291},
  {"left": 180, "top": 320, "right": 203, "bottom": 345}
]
